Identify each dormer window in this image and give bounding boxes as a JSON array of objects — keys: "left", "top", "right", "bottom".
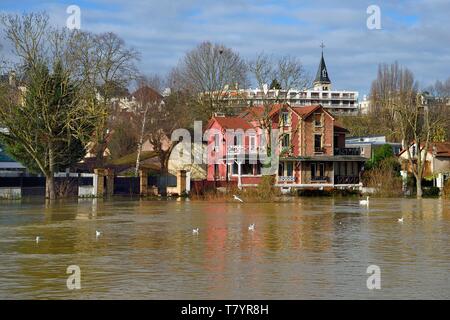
[
  {"left": 314, "top": 113, "right": 322, "bottom": 127},
  {"left": 281, "top": 111, "right": 290, "bottom": 125}
]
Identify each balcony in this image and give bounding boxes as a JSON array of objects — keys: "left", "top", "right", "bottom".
[
  {"left": 227, "top": 145, "right": 264, "bottom": 155},
  {"left": 311, "top": 176, "right": 328, "bottom": 182},
  {"left": 334, "top": 147, "right": 361, "bottom": 156},
  {"left": 227, "top": 145, "right": 246, "bottom": 154},
  {"left": 278, "top": 176, "right": 295, "bottom": 182},
  {"left": 334, "top": 175, "right": 359, "bottom": 184}
]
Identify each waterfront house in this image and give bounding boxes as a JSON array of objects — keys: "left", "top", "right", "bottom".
[
  {"left": 398, "top": 141, "right": 450, "bottom": 190},
  {"left": 205, "top": 104, "right": 366, "bottom": 191}
]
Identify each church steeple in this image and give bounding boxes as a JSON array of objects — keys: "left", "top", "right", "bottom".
[{"left": 313, "top": 42, "right": 331, "bottom": 91}]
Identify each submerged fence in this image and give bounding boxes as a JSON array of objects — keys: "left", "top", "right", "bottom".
[
  {"left": 0, "top": 174, "right": 94, "bottom": 197},
  {"left": 0, "top": 172, "right": 181, "bottom": 198}
]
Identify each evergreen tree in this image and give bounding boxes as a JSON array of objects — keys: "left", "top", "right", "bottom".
[{"left": 0, "top": 61, "right": 98, "bottom": 199}]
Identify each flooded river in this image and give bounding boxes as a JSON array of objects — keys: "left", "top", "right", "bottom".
[{"left": 0, "top": 197, "right": 449, "bottom": 299}]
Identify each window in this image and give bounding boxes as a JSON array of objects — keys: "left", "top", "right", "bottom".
[
  {"left": 255, "top": 163, "right": 262, "bottom": 175},
  {"left": 234, "top": 133, "right": 243, "bottom": 147},
  {"left": 214, "top": 134, "right": 220, "bottom": 151},
  {"left": 232, "top": 162, "right": 238, "bottom": 174},
  {"left": 314, "top": 113, "right": 322, "bottom": 127},
  {"left": 287, "top": 162, "right": 294, "bottom": 176},
  {"left": 242, "top": 163, "right": 253, "bottom": 175},
  {"left": 314, "top": 134, "right": 322, "bottom": 152},
  {"left": 214, "top": 164, "right": 219, "bottom": 177},
  {"left": 311, "top": 163, "right": 316, "bottom": 178},
  {"left": 232, "top": 162, "right": 254, "bottom": 175},
  {"left": 278, "top": 162, "right": 285, "bottom": 176},
  {"left": 281, "top": 111, "right": 289, "bottom": 125},
  {"left": 319, "top": 163, "right": 324, "bottom": 177},
  {"left": 282, "top": 134, "right": 290, "bottom": 148},
  {"left": 249, "top": 135, "right": 256, "bottom": 152}
]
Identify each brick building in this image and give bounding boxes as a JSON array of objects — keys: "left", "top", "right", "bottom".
[{"left": 205, "top": 104, "right": 366, "bottom": 191}]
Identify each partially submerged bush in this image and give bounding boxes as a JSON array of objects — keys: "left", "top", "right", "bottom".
[{"left": 362, "top": 158, "right": 403, "bottom": 197}]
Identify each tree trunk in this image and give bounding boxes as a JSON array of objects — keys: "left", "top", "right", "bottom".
[
  {"left": 159, "top": 167, "right": 168, "bottom": 197},
  {"left": 47, "top": 144, "right": 56, "bottom": 200},
  {"left": 416, "top": 176, "right": 423, "bottom": 198},
  {"left": 135, "top": 140, "right": 143, "bottom": 177},
  {"left": 158, "top": 150, "right": 171, "bottom": 196},
  {"left": 46, "top": 173, "right": 56, "bottom": 200}
]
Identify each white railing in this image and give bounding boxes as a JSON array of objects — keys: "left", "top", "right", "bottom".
[
  {"left": 227, "top": 145, "right": 264, "bottom": 154},
  {"left": 278, "top": 176, "right": 295, "bottom": 182},
  {"left": 227, "top": 145, "right": 246, "bottom": 154}
]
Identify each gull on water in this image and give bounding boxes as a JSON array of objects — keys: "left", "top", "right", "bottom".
[
  {"left": 192, "top": 228, "right": 199, "bottom": 235},
  {"left": 248, "top": 223, "right": 255, "bottom": 231},
  {"left": 96, "top": 230, "right": 101, "bottom": 237},
  {"left": 35, "top": 236, "right": 40, "bottom": 244},
  {"left": 398, "top": 217, "right": 404, "bottom": 223},
  {"left": 233, "top": 195, "right": 244, "bottom": 202}
]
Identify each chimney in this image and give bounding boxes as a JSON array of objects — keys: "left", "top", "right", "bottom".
[{"left": 8, "top": 71, "right": 16, "bottom": 87}]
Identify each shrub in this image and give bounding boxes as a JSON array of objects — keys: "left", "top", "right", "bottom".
[
  {"left": 366, "top": 144, "right": 395, "bottom": 169},
  {"left": 423, "top": 186, "right": 440, "bottom": 197},
  {"left": 362, "top": 159, "right": 403, "bottom": 197},
  {"left": 443, "top": 179, "right": 450, "bottom": 198}
]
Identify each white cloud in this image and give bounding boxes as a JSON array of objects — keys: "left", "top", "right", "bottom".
[{"left": 1, "top": 0, "right": 449, "bottom": 94}]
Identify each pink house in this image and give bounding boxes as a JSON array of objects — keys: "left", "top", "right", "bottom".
[{"left": 205, "top": 104, "right": 366, "bottom": 190}]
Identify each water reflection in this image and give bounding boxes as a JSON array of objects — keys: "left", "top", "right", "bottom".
[{"left": 0, "top": 197, "right": 449, "bottom": 299}]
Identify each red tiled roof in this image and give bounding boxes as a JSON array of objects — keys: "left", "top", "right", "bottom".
[
  {"left": 398, "top": 141, "right": 450, "bottom": 157},
  {"left": 131, "top": 86, "right": 163, "bottom": 101},
  {"left": 291, "top": 105, "right": 322, "bottom": 118},
  {"left": 240, "top": 104, "right": 286, "bottom": 120},
  {"left": 429, "top": 142, "right": 450, "bottom": 157},
  {"left": 212, "top": 116, "right": 253, "bottom": 130}
]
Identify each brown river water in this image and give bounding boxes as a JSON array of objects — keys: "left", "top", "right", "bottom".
[{"left": 0, "top": 197, "right": 449, "bottom": 299}]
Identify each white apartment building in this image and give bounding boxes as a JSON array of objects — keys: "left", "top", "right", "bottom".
[{"left": 221, "top": 50, "right": 360, "bottom": 114}]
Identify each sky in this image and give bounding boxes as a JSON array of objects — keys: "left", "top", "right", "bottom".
[{"left": 1, "top": 0, "right": 449, "bottom": 96}]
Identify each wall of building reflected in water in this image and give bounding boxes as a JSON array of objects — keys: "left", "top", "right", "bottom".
[{"left": 0, "top": 197, "right": 449, "bottom": 299}]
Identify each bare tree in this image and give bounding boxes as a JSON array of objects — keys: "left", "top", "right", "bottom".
[
  {"left": 85, "top": 32, "right": 140, "bottom": 166},
  {"left": 248, "top": 53, "right": 311, "bottom": 157},
  {"left": 370, "top": 62, "right": 407, "bottom": 142},
  {"left": 425, "top": 78, "right": 450, "bottom": 141},
  {"left": 0, "top": 12, "right": 49, "bottom": 71},
  {"left": 174, "top": 41, "right": 248, "bottom": 120},
  {"left": 372, "top": 62, "right": 447, "bottom": 198},
  {"left": 131, "top": 76, "right": 164, "bottom": 176},
  {"left": 133, "top": 83, "right": 193, "bottom": 196}
]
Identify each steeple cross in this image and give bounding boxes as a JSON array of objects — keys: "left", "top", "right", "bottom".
[{"left": 320, "top": 41, "right": 325, "bottom": 52}]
